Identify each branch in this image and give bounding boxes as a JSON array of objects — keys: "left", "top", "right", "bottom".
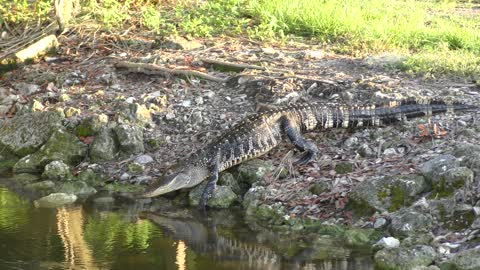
[{"left": 115, "top": 61, "right": 228, "bottom": 83}]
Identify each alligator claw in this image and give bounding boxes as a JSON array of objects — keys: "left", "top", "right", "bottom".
[{"left": 293, "top": 151, "right": 316, "bottom": 166}]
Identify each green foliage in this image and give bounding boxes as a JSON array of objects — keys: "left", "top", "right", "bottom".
[{"left": 0, "top": 0, "right": 53, "bottom": 25}]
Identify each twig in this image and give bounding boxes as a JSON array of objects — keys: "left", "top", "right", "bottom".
[
  {"left": 115, "top": 61, "right": 228, "bottom": 83},
  {"left": 199, "top": 58, "right": 292, "bottom": 73}
]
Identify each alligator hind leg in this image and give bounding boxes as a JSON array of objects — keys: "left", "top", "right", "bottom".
[
  {"left": 281, "top": 117, "right": 318, "bottom": 165},
  {"left": 198, "top": 157, "right": 220, "bottom": 211}
]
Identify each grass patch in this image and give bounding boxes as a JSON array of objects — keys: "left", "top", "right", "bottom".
[{"left": 1, "top": 0, "right": 479, "bottom": 77}]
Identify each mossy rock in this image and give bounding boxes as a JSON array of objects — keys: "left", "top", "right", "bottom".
[
  {"left": 13, "top": 129, "right": 87, "bottom": 173},
  {"left": 374, "top": 245, "right": 436, "bottom": 270},
  {"left": 429, "top": 167, "right": 473, "bottom": 198},
  {"left": 0, "top": 111, "right": 63, "bottom": 157},
  {"left": 335, "top": 162, "right": 354, "bottom": 174}
]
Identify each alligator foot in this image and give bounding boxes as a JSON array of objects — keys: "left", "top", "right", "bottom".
[
  {"left": 282, "top": 116, "right": 318, "bottom": 165},
  {"left": 198, "top": 157, "right": 220, "bottom": 211}
]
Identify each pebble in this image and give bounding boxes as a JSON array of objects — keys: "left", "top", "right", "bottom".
[
  {"left": 204, "top": 91, "right": 215, "bottom": 99},
  {"left": 195, "top": 96, "right": 204, "bottom": 105},
  {"left": 374, "top": 237, "right": 400, "bottom": 249},
  {"left": 120, "top": 172, "right": 130, "bottom": 181},
  {"left": 383, "top": 148, "right": 397, "bottom": 156},
  {"left": 166, "top": 112, "right": 175, "bottom": 120},
  {"left": 374, "top": 217, "right": 388, "bottom": 229},
  {"left": 125, "top": 97, "right": 136, "bottom": 103},
  {"left": 135, "top": 154, "right": 154, "bottom": 165},
  {"left": 181, "top": 100, "right": 192, "bottom": 107}
]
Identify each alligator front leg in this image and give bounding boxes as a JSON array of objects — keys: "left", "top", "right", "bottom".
[
  {"left": 198, "top": 156, "right": 220, "bottom": 211},
  {"left": 281, "top": 117, "right": 318, "bottom": 165}
]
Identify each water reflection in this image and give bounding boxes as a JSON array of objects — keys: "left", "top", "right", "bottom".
[{"left": 0, "top": 185, "right": 374, "bottom": 270}]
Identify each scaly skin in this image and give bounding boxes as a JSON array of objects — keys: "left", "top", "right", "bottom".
[{"left": 142, "top": 99, "right": 477, "bottom": 209}]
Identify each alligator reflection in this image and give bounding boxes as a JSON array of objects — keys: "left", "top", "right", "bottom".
[
  {"left": 142, "top": 211, "right": 372, "bottom": 270},
  {"left": 143, "top": 211, "right": 281, "bottom": 270}
]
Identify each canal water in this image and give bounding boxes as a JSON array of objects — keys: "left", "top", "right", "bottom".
[{"left": 0, "top": 185, "right": 374, "bottom": 270}]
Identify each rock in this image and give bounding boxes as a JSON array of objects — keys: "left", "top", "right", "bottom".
[
  {"left": 0, "top": 159, "right": 17, "bottom": 175},
  {"left": 114, "top": 124, "right": 144, "bottom": 156},
  {"left": 77, "top": 168, "right": 103, "bottom": 186},
  {"left": 234, "top": 159, "right": 274, "bottom": 185},
  {"left": 374, "top": 237, "right": 400, "bottom": 249},
  {"left": 347, "top": 175, "right": 428, "bottom": 216},
  {"left": 343, "top": 137, "right": 359, "bottom": 148},
  {"left": 430, "top": 199, "right": 475, "bottom": 230},
  {"left": 374, "top": 217, "right": 388, "bottom": 229},
  {"left": 388, "top": 208, "right": 433, "bottom": 238},
  {"left": 13, "top": 129, "right": 87, "bottom": 173},
  {"left": 75, "top": 114, "right": 109, "bottom": 137},
  {"left": 57, "top": 181, "right": 96, "bottom": 197},
  {"left": 0, "top": 111, "right": 63, "bottom": 157},
  {"left": 357, "top": 143, "right": 376, "bottom": 158},
  {"left": 134, "top": 154, "right": 154, "bottom": 165},
  {"left": 429, "top": 167, "right": 473, "bottom": 198},
  {"left": 218, "top": 172, "right": 242, "bottom": 195},
  {"left": 247, "top": 203, "right": 288, "bottom": 226},
  {"left": 343, "top": 229, "right": 371, "bottom": 247},
  {"left": 64, "top": 107, "right": 81, "bottom": 118},
  {"left": 364, "top": 54, "right": 406, "bottom": 68},
  {"left": 453, "top": 143, "right": 480, "bottom": 174},
  {"left": 189, "top": 183, "right": 237, "bottom": 208},
  {"left": 34, "top": 193, "right": 77, "bottom": 208},
  {"left": 41, "top": 160, "right": 72, "bottom": 181},
  {"left": 439, "top": 247, "right": 480, "bottom": 270},
  {"left": 89, "top": 128, "right": 118, "bottom": 162},
  {"left": 374, "top": 245, "right": 436, "bottom": 270},
  {"left": 242, "top": 185, "right": 267, "bottom": 209},
  {"left": 13, "top": 82, "right": 41, "bottom": 95},
  {"left": 420, "top": 155, "right": 460, "bottom": 184}
]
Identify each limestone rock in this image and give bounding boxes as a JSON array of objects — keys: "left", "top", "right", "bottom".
[
  {"left": 58, "top": 181, "right": 97, "bottom": 197},
  {"left": 34, "top": 193, "right": 77, "bottom": 208},
  {"left": 41, "top": 160, "right": 72, "bottom": 181},
  {"left": 13, "top": 129, "right": 87, "bottom": 173},
  {"left": 347, "top": 175, "right": 428, "bottom": 216},
  {"left": 0, "top": 111, "right": 63, "bottom": 157},
  {"left": 388, "top": 208, "right": 433, "bottom": 238},
  {"left": 89, "top": 128, "right": 118, "bottom": 162},
  {"left": 439, "top": 248, "right": 480, "bottom": 270},
  {"left": 374, "top": 245, "right": 436, "bottom": 270},
  {"left": 114, "top": 124, "right": 144, "bottom": 156},
  {"left": 234, "top": 159, "right": 274, "bottom": 185},
  {"left": 420, "top": 155, "right": 460, "bottom": 184},
  {"left": 189, "top": 183, "right": 237, "bottom": 208}
]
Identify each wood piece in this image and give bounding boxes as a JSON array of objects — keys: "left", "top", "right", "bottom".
[
  {"left": 199, "top": 58, "right": 292, "bottom": 73},
  {"left": 115, "top": 61, "right": 228, "bottom": 83}
]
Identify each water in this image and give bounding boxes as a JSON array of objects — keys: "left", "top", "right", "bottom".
[{"left": 0, "top": 185, "right": 374, "bottom": 270}]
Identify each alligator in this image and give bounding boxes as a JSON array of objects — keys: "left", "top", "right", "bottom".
[{"left": 142, "top": 98, "right": 477, "bottom": 209}]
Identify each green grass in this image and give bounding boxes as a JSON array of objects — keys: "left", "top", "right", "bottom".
[{"left": 1, "top": 0, "right": 480, "bottom": 77}]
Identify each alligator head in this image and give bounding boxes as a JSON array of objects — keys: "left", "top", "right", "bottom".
[{"left": 142, "top": 165, "right": 210, "bottom": 198}]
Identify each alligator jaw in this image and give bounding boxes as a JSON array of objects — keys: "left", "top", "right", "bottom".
[{"left": 142, "top": 172, "right": 184, "bottom": 198}]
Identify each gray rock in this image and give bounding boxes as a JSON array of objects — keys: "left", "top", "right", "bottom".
[
  {"left": 157, "top": 36, "right": 203, "bottom": 50},
  {"left": 389, "top": 209, "right": 433, "bottom": 238},
  {"left": 347, "top": 175, "right": 428, "bottom": 216},
  {"left": 374, "top": 217, "right": 388, "bottom": 229},
  {"left": 439, "top": 248, "right": 480, "bottom": 270},
  {"left": 134, "top": 154, "right": 154, "bottom": 165},
  {"left": 234, "top": 159, "right": 274, "bottom": 185},
  {"left": 41, "top": 160, "right": 72, "bottom": 181},
  {"left": 34, "top": 193, "right": 77, "bottom": 208},
  {"left": 357, "top": 143, "right": 376, "bottom": 158},
  {"left": 13, "top": 129, "right": 87, "bottom": 173},
  {"left": 14, "top": 82, "right": 41, "bottom": 96},
  {"left": 90, "top": 128, "right": 118, "bottom": 162},
  {"left": 430, "top": 167, "right": 473, "bottom": 198},
  {"left": 343, "top": 137, "right": 359, "bottom": 148},
  {"left": 128, "top": 162, "right": 144, "bottom": 174},
  {"left": 218, "top": 172, "right": 242, "bottom": 195},
  {"left": 374, "top": 237, "right": 400, "bottom": 249},
  {"left": 189, "top": 183, "right": 237, "bottom": 208},
  {"left": 374, "top": 245, "right": 436, "bottom": 270},
  {"left": 364, "top": 54, "right": 406, "bottom": 68},
  {"left": 420, "top": 155, "right": 460, "bottom": 184},
  {"left": 242, "top": 185, "right": 267, "bottom": 209},
  {"left": 11, "top": 173, "right": 40, "bottom": 184},
  {"left": 57, "top": 181, "right": 96, "bottom": 197},
  {"left": 453, "top": 143, "right": 480, "bottom": 174},
  {"left": 0, "top": 111, "right": 63, "bottom": 157},
  {"left": 430, "top": 199, "right": 475, "bottom": 230},
  {"left": 114, "top": 124, "right": 144, "bottom": 156}
]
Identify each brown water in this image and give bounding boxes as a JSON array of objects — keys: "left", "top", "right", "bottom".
[{"left": 0, "top": 185, "right": 374, "bottom": 270}]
